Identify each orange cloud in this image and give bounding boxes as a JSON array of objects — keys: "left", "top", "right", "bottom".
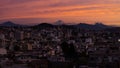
[{"left": 0, "top": 0, "right": 120, "bottom": 25}]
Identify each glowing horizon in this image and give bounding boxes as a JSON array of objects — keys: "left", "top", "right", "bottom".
[{"left": 0, "top": 0, "right": 120, "bottom": 25}]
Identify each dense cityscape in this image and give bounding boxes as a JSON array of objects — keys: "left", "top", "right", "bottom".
[
  {"left": 0, "top": 22, "right": 120, "bottom": 68},
  {"left": 0, "top": 0, "right": 120, "bottom": 68}
]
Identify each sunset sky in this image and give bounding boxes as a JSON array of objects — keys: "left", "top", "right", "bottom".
[{"left": 0, "top": 0, "right": 120, "bottom": 25}]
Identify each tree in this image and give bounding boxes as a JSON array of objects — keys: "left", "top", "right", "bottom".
[
  {"left": 60, "top": 41, "right": 78, "bottom": 59},
  {"left": 13, "top": 45, "right": 20, "bottom": 51}
]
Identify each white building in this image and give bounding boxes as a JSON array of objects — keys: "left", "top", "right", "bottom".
[
  {"left": 0, "top": 33, "right": 5, "bottom": 40},
  {"left": 85, "top": 38, "right": 93, "bottom": 44},
  {"left": 0, "top": 48, "right": 7, "bottom": 55}
]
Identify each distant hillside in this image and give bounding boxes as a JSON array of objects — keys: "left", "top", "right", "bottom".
[
  {"left": 0, "top": 21, "right": 114, "bottom": 30},
  {"left": 32, "top": 22, "right": 112, "bottom": 30},
  {"left": 0, "top": 21, "right": 27, "bottom": 27},
  {"left": 32, "top": 23, "right": 54, "bottom": 29},
  {"left": 54, "top": 20, "right": 64, "bottom": 25},
  {"left": 75, "top": 23, "right": 111, "bottom": 30},
  {"left": 104, "top": 27, "right": 120, "bottom": 32}
]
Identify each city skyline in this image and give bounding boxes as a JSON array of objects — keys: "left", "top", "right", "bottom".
[{"left": 0, "top": 0, "right": 120, "bottom": 25}]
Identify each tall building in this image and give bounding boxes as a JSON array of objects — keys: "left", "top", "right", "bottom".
[{"left": 0, "top": 33, "right": 5, "bottom": 47}]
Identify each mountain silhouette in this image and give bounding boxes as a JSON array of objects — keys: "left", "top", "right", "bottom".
[
  {"left": 54, "top": 20, "right": 64, "bottom": 25},
  {"left": 32, "top": 23, "right": 54, "bottom": 29},
  {"left": 94, "top": 23, "right": 109, "bottom": 28},
  {"left": 32, "top": 22, "right": 111, "bottom": 30},
  {"left": 75, "top": 23, "right": 111, "bottom": 30},
  {"left": 0, "top": 21, "right": 27, "bottom": 27},
  {"left": 0, "top": 21, "right": 113, "bottom": 30}
]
